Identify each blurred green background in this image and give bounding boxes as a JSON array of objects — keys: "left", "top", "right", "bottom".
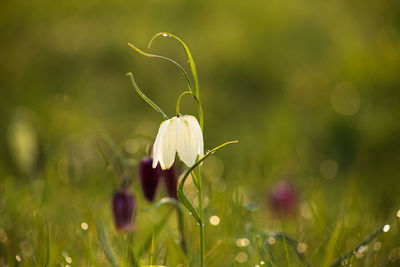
[{"left": 1, "top": 0, "right": 400, "bottom": 266}]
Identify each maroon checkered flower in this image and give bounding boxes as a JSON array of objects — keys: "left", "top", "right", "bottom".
[
  {"left": 112, "top": 190, "right": 136, "bottom": 231},
  {"left": 139, "top": 157, "right": 162, "bottom": 202},
  {"left": 161, "top": 163, "right": 178, "bottom": 199}
]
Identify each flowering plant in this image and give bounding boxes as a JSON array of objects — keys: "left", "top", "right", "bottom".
[{"left": 127, "top": 32, "right": 237, "bottom": 266}]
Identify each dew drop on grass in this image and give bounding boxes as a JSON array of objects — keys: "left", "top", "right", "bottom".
[
  {"left": 383, "top": 224, "right": 390, "bottom": 232},
  {"left": 162, "top": 33, "right": 168, "bottom": 37},
  {"left": 260, "top": 261, "right": 265, "bottom": 265},
  {"left": 15, "top": 255, "right": 21, "bottom": 262}
]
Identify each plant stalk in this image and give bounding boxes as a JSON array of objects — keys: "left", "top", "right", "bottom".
[{"left": 197, "top": 167, "right": 205, "bottom": 267}]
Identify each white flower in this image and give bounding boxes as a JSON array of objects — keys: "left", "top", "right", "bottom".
[{"left": 152, "top": 115, "right": 204, "bottom": 170}]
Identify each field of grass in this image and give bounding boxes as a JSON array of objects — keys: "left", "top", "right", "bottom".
[{"left": 1, "top": 0, "right": 400, "bottom": 266}]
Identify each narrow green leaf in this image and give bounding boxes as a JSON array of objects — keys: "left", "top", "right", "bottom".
[
  {"left": 97, "top": 125, "right": 125, "bottom": 175},
  {"left": 150, "top": 231, "right": 155, "bottom": 265},
  {"left": 127, "top": 73, "right": 169, "bottom": 120},
  {"left": 141, "top": 212, "right": 173, "bottom": 255},
  {"left": 97, "top": 220, "right": 119, "bottom": 267},
  {"left": 177, "top": 140, "right": 239, "bottom": 224},
  {"left": 44, "top": 223, "right": 50, "bottom": 267},
  {"left": 323, "top": 221, "right": 343, "bottom": 267}
]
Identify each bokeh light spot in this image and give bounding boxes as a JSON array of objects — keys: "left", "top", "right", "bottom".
[
  {"left": 320, "top": 160, "right": 338, "bottom": 179},
  {"left": 267, "top": 237, "right": 276, "bottom": 245},
  {"left": 330, "top": 82, "right": 361, "bottom": 116},
  {"left": 210, "top": 215, "right": 220, "bottom": 226},
  {"left": 374, "top": 242, "right": 382, "bottom": 251},
  {"left": 81, "top": 222, "right": 89, "bottom": 231},
  {"left": 300, "top": 202, "right": 313, "bottom": 220},
  {"left": 236, "top": 238, "right": 249, "bottom": 247},
  {"left": 65, "top": 256, "right": 72, "bottom": 264},
  {"left": 0, "top": 227, "right": 8, "bottom": 244},
  {"left": 297, "top": 242, "right": 308, "bottom": 253},
  {"left": 125, "top": 139, "right": 139, "bottom": 154},
  {"left": 20, "top": 241, "right": 33, "bottom": 257},
  {"left": 235, "top": 252, "right": 248, "bottom": 263}
]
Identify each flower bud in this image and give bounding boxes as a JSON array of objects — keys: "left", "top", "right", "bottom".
[
  {"left": 161, "top": 163, "right": 178, "bottom": 199},
  {"left": 112, "top": 190, "right": 136, "bottom": 231},
  {"left": 139, "top": 157, "right": 162, "bottom": 202},
  {"left": 269, "top": 180, "right": 298, "bottom": 216}
]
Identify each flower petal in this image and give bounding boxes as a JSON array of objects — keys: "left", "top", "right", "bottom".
[
  {"left": 185, "top": 115, "right": 204, "bottom": 157},
  {"left": 176, "top": 115, "right": 203, "bottom": 167},
  {"left": 152, "top": 119, "right": 170, "bottom": 169},
  {"left": 176, "top": 117, "right": 196, "bottom": 167},
  {"left": 160, "top": 117, "right": 178, "bottom": 169}
]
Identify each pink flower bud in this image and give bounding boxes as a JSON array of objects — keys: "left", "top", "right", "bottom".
[{"left": 269, "top": 180, "right": 298, "bottom": 216}]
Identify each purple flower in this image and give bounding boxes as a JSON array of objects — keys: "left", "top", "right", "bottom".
[
  {"left": 161, "top": 163, "right": 178, "bottom": 199},
  {"left": 269, "top": 180, "right": 298, "bottom": 216},
  {"left": 139, "top": 157, "right": 162, "bottom": 202},
  {"left": 112, "top": 190, "right": 136, "bottom": 231}
]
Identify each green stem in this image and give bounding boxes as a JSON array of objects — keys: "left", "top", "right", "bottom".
[
  {"left": 177, "top": 140, "right": 238, "bottom": 266},
  {"left": 195, "top": 95, "right": 204, "bottom": 131},
  {"left": 127, "top": 72, "right": 169, "bottom": 120},
  {"left": 197, "top": 166, "right": 205, "bottom": 267},
  {"left": 148, "top": 32, "right": 204, "bottom": 130},
  {"left": 128, "top": 43, "right": 194, "bottom": 94},
  {"left": 176, "top": 91, "right": 192, "bottom": 116}
]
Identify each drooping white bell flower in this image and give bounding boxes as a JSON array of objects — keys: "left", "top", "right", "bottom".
[{"left": 152, "top": 115, "right": 204, "bottom": 170}]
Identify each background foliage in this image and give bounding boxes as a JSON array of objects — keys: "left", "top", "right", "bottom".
[{"left": 1, "top": 0, "right": 400, "bottom": 265}]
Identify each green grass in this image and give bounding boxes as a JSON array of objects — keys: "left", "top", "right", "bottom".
[{"left": 1, "top": 0, "right": 400, "bottom": 265}]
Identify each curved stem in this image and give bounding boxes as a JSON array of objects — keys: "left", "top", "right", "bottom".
[
  {"left": 176, "top": 91, "right": 192, "bottom": 116},
  {"left": 149, "top": 33, "right": 199, "bottom": 96},
  {"left": 148, "top": 33, "right": 204, "bottom": 130},
  {"left": 128, "top": 43, "right": 194, "bottom": 94},
  {"left": 127, "top": 73, "right": 169, "bottom": 120}
]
